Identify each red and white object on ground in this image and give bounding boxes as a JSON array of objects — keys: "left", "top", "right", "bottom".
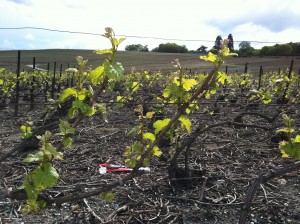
[{"left": 99, "top": 163, "right": 150, "bottom": 174}]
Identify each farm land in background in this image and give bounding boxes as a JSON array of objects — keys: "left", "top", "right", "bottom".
[
  {"left": 0, "top": 49, "right": 299, "bottom": 74},
  {"left": 0, "top": 46, "right": 300, "bottom": 223}
]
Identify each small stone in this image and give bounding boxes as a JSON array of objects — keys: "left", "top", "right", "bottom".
[{"left": 277, "top": 178, "right": 287, "bottom": 185}]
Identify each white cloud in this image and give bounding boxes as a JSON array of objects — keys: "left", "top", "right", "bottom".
[
  {"left": 2, "top": 40, "right": 16, "bottom": 49},
  {"left": 7, "top": 0, "right": 32, "bottom": 5},
  {"left": 25, "top": 33, "right": 35, "bottom": 40}
]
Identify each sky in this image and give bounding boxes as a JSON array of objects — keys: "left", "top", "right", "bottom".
[{"left": 1, "top": 0, "right": 300, "bottom": 51}]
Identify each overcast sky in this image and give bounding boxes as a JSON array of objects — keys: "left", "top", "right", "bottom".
[{"left": 1, "top": 0, "right": 300, "bottom": 51}]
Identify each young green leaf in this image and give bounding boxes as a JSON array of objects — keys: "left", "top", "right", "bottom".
[
  {"left": 294, "top": 135, "right": 300, "bottom": 143},
  {"left": 146, "top": 111, "right": 155, "bottom": 119},
  {"left": 94, "top": 49, "right": 113, "bottom": 55},
  {"left": 47, "top": 144, "right": 64, "bottom": 160},
  {"left": 104, "top": 60, "right": 124, "bottom": 82},
  {"left": 143, "top": 132, "right": 156, "bottom": 142},
  {"left": 63, "top": 137, "right": 73, "bottom": 148},
  {"left": 178, "top": 116, "right": 192, "bottom": 133},
  {"left": 59, "top": 87, "right": 77, "bottom": 102},
  {"left": 182, "top": 79, "right": 197, "bottom": 91},
  {"left": 59, "top": 120, "right": 76, "bottom": 135},
  {"left": 200, "top": 52, "right": 217, "bottom": 63},
  {"left": 151, "top": 146, "right": 162, "bottom": 157},
  {"left": 90, "top": 66, "right": 104, "bottom": 86},
  {"left": 153, "top": 118, "right": 171, "bottom": 134},
  {"left": 72, "top": 100, "right": 92, "bottom": 115},
  {"left": 32, "top": 163, "right": 59, "bottom": 189},
  {"left": 23, "top": 151, "right": 44, "bottom": 163},
  {"left": 77, "top": 90, "right": 87, "bottom": 101},
  {"left": 279, "top": 141, "right": 300, "bottom": 160}
]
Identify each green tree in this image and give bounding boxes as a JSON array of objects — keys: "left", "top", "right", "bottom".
[
  {"left": 238, "top": 41, "right": 254, "bottom": 56},
  {"left": 273, "top": 44, "right": 292, "bottom": 56},
  {"left": 260, "top": 44, "right": 293, "bottom": 56},
  {"left": 260, "top": 46, "right": 272, "bottom": 56},
  {"left": 288, "top": 42, "right": 300, "bottom": 56},
  {"left": 214, "top": 35, "right": 223, "bottom": 51},
  {"left": 227, "top": 34, "right": 234, "bottom": 52},
  {"left": 125, "top": 44, "right": 149, "bottom": 52},
  {"left": 197, "top": 45, "right": 208, "bottom": 53},
  {"left": 152, "top": 43, "right": 188, "bottom": 53}
]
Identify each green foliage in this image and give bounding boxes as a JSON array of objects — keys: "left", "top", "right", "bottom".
[
  {"left": 260, "top": 43, "right": 293, "bottom": 56},
  {"left": 99, "top": 192, "right": 115, "bottom": 203},
  {"left": 21, "top": 27, "right": 127, "bottom": 213},
  {"left": 178, "top": 115, "right": 192, "bottom": 133},
  {"left": 197, "top": 45, "right": 208, "bottom": 53},
  {"left": 20, "top": 119, "right": 33, "bottom": 139},
  {"left": 238, "top": 41, "right": 255, "bottom": 56},
  {"left": 201, "top": 47, "right": 237, "bottom": 70},
  {"left": 0, "top": 70, "right": 17, "bottom": 101},
  {"left": 250, "top": 69, "right": 298, "bottom": 104},
  {"left": 60, "top": 31, "right": 125, "bottom": 118},
  {"left": 22, "top": 162, "right": 59, "bottom": 214},
  {"left": 125, "top": 44, "right": 149, "bottom": 52},
  {"left": 153, "top": 118, "right": 171, "bottom": 135},
  {"left": 152, "top": 42, "right": 188, "bottom": 53},
  {"left": 89, "top": 66, "right": 104, "bottom": 86},
  {"left": 56, "top": 120, "right": 76, "bottom": 147},
  {"left": 124, "top": 104, "right": 162, "bottom": 167},
  {"left": 278, "top": 114, "right": 300, "bottom": 160},
  {"left": 22, "top": 130, "right": 63, "bottom": 213}
]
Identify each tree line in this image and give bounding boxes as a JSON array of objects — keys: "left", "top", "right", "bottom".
[{"left": 125, "top": 34, "right": 300, "bottom": 57}]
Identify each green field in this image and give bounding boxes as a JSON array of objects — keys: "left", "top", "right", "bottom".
[{"left": 0, "top": 49, "right": 299, "bottom": 74}]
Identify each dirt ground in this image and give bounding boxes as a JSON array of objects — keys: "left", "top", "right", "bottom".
[{"left": 0, "top": 84, "right": 300, "bottom": 224}]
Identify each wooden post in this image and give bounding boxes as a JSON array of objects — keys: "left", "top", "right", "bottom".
[
  {"left": 71, "top": 66, "right": 75, "bottom": 87},
  {"left": 14, "top": 50, "right": 21, "bottom": 117},
  {"left": 258, "top": 65, "right": 263, "bottom": 90},
  {"left": 298, "top": 69, "right": 300, "bottom": 86},
  {"left": 57, "top": 64, "right": 62, "bottom": 93},
  {"left": 67, "top": 63, "right": 70, "bottom": 87},
  {"left": 282, "top": 59, "right": 294, "bottom": 100},
  {"left": 30, "top": 57, "right": 36, "bottom": 110},
  {"left": 287, "top": 59, "right": 294, "bottom": 79},
  {"left": 244, "top": 62, "right": 248, "bottom": 74},
  {"left": 44, "top": 63, "right": 50, "bottom": 102},
  {"left": 51, "top": 61, "right": 56, "bottom": 99}
]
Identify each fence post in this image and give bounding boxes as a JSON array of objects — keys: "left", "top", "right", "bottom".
[
  {"left": 30, "top": 57, "right": 36, "bottom": 110},
  {"left": 258, "top": 65, "right": 263, "bottom": 90},
  {"left": 51, "top": 61, "right": 56, "bottom": 99},
  {"left": 244, "top": 62, "right": 248, "bottom": 74},
  {"left": 44, "top": 63, "right": 50, "bottom": 102},
  {"left": 282, "top": 59, "right": 294, "bottom": 100},
  {"left": 287, "top": 59, "right": 294, "bottom": 79},
  {"left": 58, "top": 64, "right": 62, "bottom": 93},
  {"left": 14, "top": 50, "right": 21, "bottom": 117},
  {"left": 71, "top": 67, "right": 75, "bottom": 87},
  {"left": 67, "top": 63, "right": 70, "bottom": 87},
  {"left": 298, "top": 69, "right": 300, "bottom": 86}
]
